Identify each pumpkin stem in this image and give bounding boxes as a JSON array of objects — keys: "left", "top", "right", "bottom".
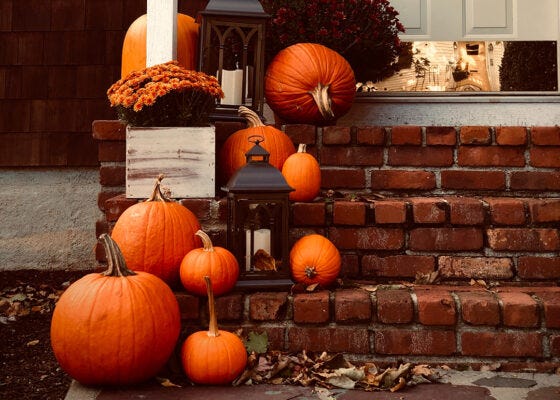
[
  {"left": 196, "top": 230, "right": 214, "bottom": 252},
  {"left": 99, "top": 234, "right": 136, "bottom": 277},
  {"left": 304, "top": 266, "right": 317, "bottom": 278},
  {"left": 297, "top": 143, "right": 307, "bottom": 153},
  {"left": 238, "top": 106, "right": 265, "bottom": 128},
  {"left": 147, "top": 174, "right": 172, "bottom": 202},
  {"left": 308, "top": 83, "right": 335, "bottom": 121},
  {"left": 204, "top": 276, "right": 220, "bottom": 337}
]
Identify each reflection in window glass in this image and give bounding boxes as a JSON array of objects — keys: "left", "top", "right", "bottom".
[{"left": 356, "top": 41, "right": 557, "bottom": 93}]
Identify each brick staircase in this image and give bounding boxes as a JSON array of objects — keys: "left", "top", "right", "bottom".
[{"left": 93, "top": 120, "right": 560, "bottom": 372}]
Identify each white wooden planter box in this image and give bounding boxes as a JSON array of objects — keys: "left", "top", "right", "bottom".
[{"left": 125, "top": 125, "right": 215, "bottom": 198}]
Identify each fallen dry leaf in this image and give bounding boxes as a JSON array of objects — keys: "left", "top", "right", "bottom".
[
  {"left": 253, "top": 249, "right": 278, "bottom": 271},
  {"left": 26, "top": 339, "right": 39, "bottom": 347},
  {"left": 156, "top": 377, "right": 181, "bottom": 388}
]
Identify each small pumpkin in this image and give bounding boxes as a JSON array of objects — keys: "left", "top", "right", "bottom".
[
  {"left": 219, "top": 106, "right": 296, "bottom": 184},
  {"left": 111, "top": 175, "right": 201, "bottom": 287},
  {"left": 50, "top": 234, "right": 181, "bottom": 386},
  {"left": 181, "top": 276, "right": 248, "bottom": 385},
  {"left": 180, "top": 230, "right": 239, "bottom": 296},
  {"left": 121, "top": 13, "right": 199, "bottom": 78},
  {"left": 281, "top": 143, "right": 321, "bottom": 202},
  {"left": 265, "top": 43, "right": 356, "bottom": 126},
  {"left": 290, "top": 234, "right": 341, "bottom": 287}
]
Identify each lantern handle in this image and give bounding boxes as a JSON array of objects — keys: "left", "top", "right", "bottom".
[{"left": 248, "top": 134, "right": 265, "bottom": 146}]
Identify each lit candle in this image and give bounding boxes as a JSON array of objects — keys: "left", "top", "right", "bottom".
[
  {"left": 220, "top": 69, "right": 243, "bottom": 105},
  {"left": 245, "top": 228, "right": 271, "bottom": 270}
]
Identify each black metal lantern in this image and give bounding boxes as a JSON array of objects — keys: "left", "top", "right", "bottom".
[
  {"left": 223, "top": 136, "right": 293, "bottom": 289},
  {"left": 198, "top": 0, "right": 269, "bottom": 121}
]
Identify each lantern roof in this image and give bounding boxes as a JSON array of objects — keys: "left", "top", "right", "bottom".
[{"left": 201, "top": 0, "right": 269, "bottom": 17}]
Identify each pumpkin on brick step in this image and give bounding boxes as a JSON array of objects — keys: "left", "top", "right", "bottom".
[
  {"left": 181, "top": 276, "right": 248, "bottom": 385},
  {"left": 265, "top": 43, "right": 356, "bottom": 126},
  {"left": 180, "top": 230, "right": 239, "bottom": 296},
  {"left": 121, "top": 13, "right": 198, "bottom": 78},
  {"left": 290, "top": 234, "right": 341, "bottom": 287},
  {"left": 50, "top": 234, "right": 181, "bottom": 386},
  {"left": 281, "top": 143, "right": 321, "bottom": 202},
  {"left": 219, "top": 106, "right": 295, "bottom": 183},
  {"left": 111, "top": 175, "right": 201, "bottom": 287}
]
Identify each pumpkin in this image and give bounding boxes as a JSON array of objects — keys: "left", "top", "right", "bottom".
[
  {"left": 219, "top": 106, "right": 296, "bottom": 183},
  {"left": 181, "top": 276, "right": 248, "bottom": 385},
  {"left": 281, "top": 143, "right": 321, "bottom": 202},
  {"left": 180, "top": 230, "right": 239, "bottom": 296},
  {"left": 111, "top": 175, "right": 201, "bottom": 287},
  {"left": 50, "top": 234, "right": 181, "bottom": 386},
  {"left": 290, "top": 234, "right": 341, "bottom": 287},
  {"left": 264, "top": 43, "right": 356, "bottom": 126},
  {"left": 121, "top": 13, "right": 199, "bottom": 78}
]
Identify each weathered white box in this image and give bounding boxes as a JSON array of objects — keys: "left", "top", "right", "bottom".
[{"left": 126, "top": 125, "right": 215, "bottom": 198}]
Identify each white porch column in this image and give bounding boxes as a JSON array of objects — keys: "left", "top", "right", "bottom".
[{"left": 146, "top": 0, "right": 178, "bottom": 67}]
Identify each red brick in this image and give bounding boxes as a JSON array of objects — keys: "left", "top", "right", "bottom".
[
  {"left": 375, "top": 329, "right": 456, "bottom": 355},
  {"left": 510, "top": 171, "right": 560, "bottom": 191},
  {"left": 495, "top": 126, "right": 528, "bottom": 145},
  {"left": 411, "top": 198, "right": 447, "bottom": 224},
  {"left": 484, "top": 197, "right": 526, "bottom": 225},
  {"left": 461, "top": 332, "right": 542, "bottom": 357},
  {"left": 388, "top": 146, "right": 453, "bottom": 167},
  {"left": 447, "top": 197, "right": 485, "bottom": 225},
  {"left": 320, "top": 146, "right": 383, "bottom": 166},
  {"left": 457, "top": 291, "right": 499, "bottom": 326},
  {"left": 98, "top": 141, "right": 125, "bottom": 162},
  {"left": 390, "top": 125, "right": 422, "bottom": 145},
  {"left": 551, "top": 335, "right": 560, "bottom": 357},
  {"left": 362, "top": 255, "right": 434, "bottom": 278},
  {"left": 441, "top": 170, "right": 505, "bottom": 190},
  {"left": 333, "top": 201, "right": 366, "bottom": 225},
  {"left": 340, "top": 254, "right": 360, "bottom": 279},
  {"left": 438, "top": 256, "right": 513, "bottom": 280},
  {"left": 293, "top": 292, "right": 330, "bottom": 324},
  {"left": 215, "top": 293, "right": 243, "bottom": 321},
  {"left": 530, "top": 147, "right": 560, "bottom": 168},
  {"left": 287, "top": 327, "right": 369, "bottom": 353},
  {"left": 334, "top": 289, "right": 372, "bottom": 323},
  {"left": 487, "top": 228, "right": 560, "bottom": 251},
  {"left": 322, "top": 126, "right": 351, "bottom": 144},
  {"left": 374, "top": 200, "right": 407, "bottom": 224},
  {"left": 283, "top": 124, "right": 316, "bottom": 145},
  {"left": 536, "top": 292, "right": 560, "bottom": 328},
  {"left": 180, "top": 199, "right": 212, "bottom": 221},
  {"left": 528, "top": 199, "right": 560, "bottom": 223},
  {"left": 498, "top": 292, "right": 539, "bottom": 327},
  {"left": 329, "top": 227, "right": 404, "bottom": 250},
  {"left": 95, "top": 218, "right": 109, "bottom": 237},
  {"left": 426, "top": 126, "right": 457, "bottom": 145},
  {"left": 356, "top": 126, "right": 385, "bottom": 145},
  {"left": 460, "top": 126, "right": 491, "bottom": 144},
  {"left": 371, "top": 170, "right": 436, "bottom": 190},
  {"left": 249, "top": 292, "right": 288, "bottom": 321},
  {"left": 104, "top": 194, "right": 138, "bottom": 222},
  {"left": 175, "top": 292, "right": 200, "bottom": 321},
  {"left": 416, "top": 290, "right": 456, "bottom": 326},
  {"left": 410, "top": 228, "right": 483, "bottom": 251},
  {"left": 531, "top": 126, "right": 560, "bottom": 145},
  {"left": 376, "top": 289, "right": 413, "bottom": 324},
  {"left": 97, "top": 189, "right": 124, "bottom": 212},
  {"left": 321, "top": 168, "right": 365, "bottom": 189},
  {"left": 518, "top": 257, "right": 560, "bottom": 280},
  {"left": 458, "top": 146, "right": 525, "bottom": 167},
  {"left": 292, "top": 202, "right": 325, "bottom": 226},
  {"left": 92, "top": 120, "right": 126, "bottom": 141}
]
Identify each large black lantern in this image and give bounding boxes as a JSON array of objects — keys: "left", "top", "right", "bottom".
[
  {"left": 198, "top": 0, "right": 269, "bottom": 121},
  {"left": 223, "top": 136, "right": 293, "bottom": 289}
]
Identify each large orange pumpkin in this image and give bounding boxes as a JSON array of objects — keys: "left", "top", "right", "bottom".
[
  {"left": 265, "top": 43, "right": 356, "bottom": 126},
  {"left": 121, "top": 13, "right": 199, "bottom": 78},
  {"left": 281, "top": 143, "right": 321, "bottom": 202},
  {"left": 181, "top": 276, "right": 248, "bottom": 384},
  {"left": 111, "top": 175, "right": 201, "bottom": 287},
  {"left": 290, "top": 234, "right": 341, "bottom": 287},
  {"left": 219, "top": 106, "right": 296, "bottom": 183},
  {"left": 50, "top": 234, "right": 181, "bottom": 386}
]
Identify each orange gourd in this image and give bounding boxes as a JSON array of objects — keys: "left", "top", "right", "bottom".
[
  {"left": 290, "top": 234, "right": 341, "bottom": 287},
  {"left": 265, "top": 43, "right": 356, "bottom": 126},
  {"left": 219, "top": 106, "right": 296, "bottom": 183},
  {"left": 181, "top": 276, "right": 248, "bottom": 385},
  {"left": 180, "top": 230, "right": 239, "bottom": 296},
  {"left": 111, "top": 175, "right": 201, "bottom": 287},
  {"left": 50, "top": 234, "right": 181, "bottom": 386},
  {"left": 281, "top": 143, "right": 321, "bottom": 202},
  {"left": 121, "top": 13, "right": 199, "bottom": 78}
]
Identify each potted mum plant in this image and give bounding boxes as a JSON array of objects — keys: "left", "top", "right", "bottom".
[{"left": 106, "top": 61, "right": 224, "bottom": 198}]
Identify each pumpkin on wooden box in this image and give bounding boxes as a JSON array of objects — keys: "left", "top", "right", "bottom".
[
  {"left": 290, "top": 234, "right": 341, "bottom": 287},
  {"left": 281, "top": 143, "right": 321, "bottom": 202}
]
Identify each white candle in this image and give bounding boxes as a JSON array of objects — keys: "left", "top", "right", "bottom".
[
  {"left": 245, "top": 228, "right": 271, "bottom": 270},
  {"left": 220, "top": 69, "right": 243, "bottom": 105}
]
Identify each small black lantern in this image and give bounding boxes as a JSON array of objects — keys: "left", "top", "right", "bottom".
[
  {"left": 198, "top": 0, "right": 269, "bottom": 121},
  {"left": 223, "top": 136, "right": 293, "bottom": 289}
]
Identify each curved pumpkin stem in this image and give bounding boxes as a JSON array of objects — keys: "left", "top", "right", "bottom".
[
  {"left": 308, "top": 83, "right": 335, "bottom": 121},
  {"left": 204, "top": 276, "right": 220, "bottom": 337},
  {"left": 99, "top": 233, "right": 136, "bottom": 277},
  {"left": 238, "top": 106, "right": 265, "bottom": 128},
  {"left": 297, "top": 143, "right": 307, "bottom": 153},
  {"left": 196, "top": 230, "right": 214, "bottom": 252},
  {"left": 147, "top": 174, "right": 172, "bottom": 202}
]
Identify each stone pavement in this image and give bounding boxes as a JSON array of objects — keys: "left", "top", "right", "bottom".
[{"left": 65, "top": 369, "right": 560, "bottom": 400}]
